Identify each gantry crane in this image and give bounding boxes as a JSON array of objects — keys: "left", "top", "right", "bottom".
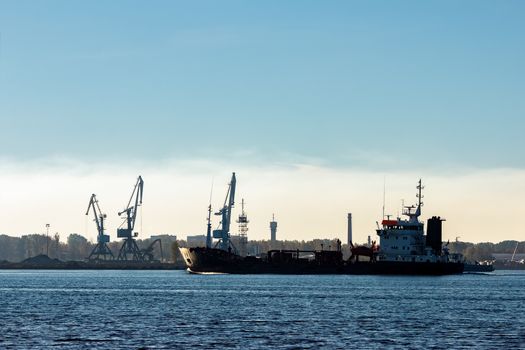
[
  {"left": 213, "top": 172, "right": 237, "bottom": 252},
  {"left": 116, "top": 176, "right": 144, "bottom": 261},
  {"left": 85, "top": 194, "right": 114, "bottom": 261}
]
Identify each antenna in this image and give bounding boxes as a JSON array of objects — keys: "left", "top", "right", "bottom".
[
  {"left": 511, "top": 241, "right": 519, "bottom": 262},
  {"left": 206, "top": 178, "right": 214, "bottom": 249},
  {"left": 209, "top": 177, "right": 214, "bottom": 207}
]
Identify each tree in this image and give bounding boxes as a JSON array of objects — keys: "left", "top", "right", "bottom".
[
  {"left": 171, "top": 241, "right": 180, "bottom": 263},
  {"left": 67, "top": 233, "right": 91, "bottom": 260}
]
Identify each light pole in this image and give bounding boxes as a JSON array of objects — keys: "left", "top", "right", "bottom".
[{"left": 46, "top": 224, "right": 50, "bottom": 256}]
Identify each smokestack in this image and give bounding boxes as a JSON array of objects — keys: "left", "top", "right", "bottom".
[
  {"left": 347, "top": 213, "right": 353, "bottom": 245},
  {"left": 270, "top": 214, "right": 277, "bottom": 242},
  {"left": 426, "top": 216, "right": 444, "bottom": 255}
]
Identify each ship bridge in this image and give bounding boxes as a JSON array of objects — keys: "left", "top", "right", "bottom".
[{"left": 376, "top": 180, "right": 429, "bottom": 261}]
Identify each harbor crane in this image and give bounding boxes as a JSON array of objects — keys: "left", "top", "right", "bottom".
[
  {"left": 116, "top": 176, "right": 144, "bottom": 261},
  {"left": 85, "top": 194, "right": 114, "bottom": 261},
  {"left": 213, "top": 172, "right": 237, "bottom": 252}
]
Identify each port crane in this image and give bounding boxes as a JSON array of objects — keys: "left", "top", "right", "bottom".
[
  {"left": 85, "top": 194, "right": 114, "bottom": 261},
  {"left": 116, "top": 176, "right": 144, "bottom": 261},
  {"left": 213, "top": 172, "right": 237, "bottom": 252}
]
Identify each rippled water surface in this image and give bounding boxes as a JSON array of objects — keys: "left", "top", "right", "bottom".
[{"left": 0, "top": 270, "right": 524, "bottom": 349}]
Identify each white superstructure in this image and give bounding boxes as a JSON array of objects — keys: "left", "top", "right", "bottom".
[{"left": 375, "top": 180, "right": 461, "bottom": 264}]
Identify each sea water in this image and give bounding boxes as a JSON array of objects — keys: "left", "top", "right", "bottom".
[{"left": 0, "top": 270, "right": 523, "bottom": 349}]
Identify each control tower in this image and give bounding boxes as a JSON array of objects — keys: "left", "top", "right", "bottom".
[{"left": 270, "top": 214, "right": 277, "bottom": 242}]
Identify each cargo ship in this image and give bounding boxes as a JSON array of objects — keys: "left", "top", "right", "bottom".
[{"left": 180, "top": 177, "right": 464, "bottom": 275}]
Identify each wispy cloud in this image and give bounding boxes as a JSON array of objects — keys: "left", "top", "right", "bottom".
[{"left": 0, "top": 157, "right": 523, "bottom": 244}]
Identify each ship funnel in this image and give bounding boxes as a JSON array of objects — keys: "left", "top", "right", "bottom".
[{"left": 426, "top": 216, "right": 444, "bottom": 255}]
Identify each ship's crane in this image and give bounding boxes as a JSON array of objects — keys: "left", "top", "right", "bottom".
[
  {"left": 85, "top": 194, "right": 114, "bottom": 261},
  {"left": 213, "top": 172, "right": 237, "bottom": 252},
  {"left": 116, "top": 176, "right": 145, "bottom": 261}
]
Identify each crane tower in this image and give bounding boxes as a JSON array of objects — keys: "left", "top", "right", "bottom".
[
  {"left": 116, "top": 176, "right": 145, "bottom": 261},
  {"left": 85, "top": 194, "right": 114, "bottom": 261},
  {"left": 212, "top": 172, "right": 237, "bottom": 252}
]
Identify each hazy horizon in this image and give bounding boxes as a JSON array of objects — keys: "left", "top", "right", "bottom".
[{"left": 0, "top": 157, "right": 523, "bottom": 244}]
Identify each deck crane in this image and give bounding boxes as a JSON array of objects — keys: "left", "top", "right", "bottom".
[
  {"left": 85, "top": 194, "right": 114, "bottom": 261},
  {"left": 213, "top": 172, "right": 237, "bottom": 252},
  {"left": 116, "top": 176, "right": 144, "bottom": 261}
]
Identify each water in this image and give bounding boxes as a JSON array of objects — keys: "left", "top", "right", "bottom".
[{"left": 0, "top": 270, "right": 524, "bottom": 349}]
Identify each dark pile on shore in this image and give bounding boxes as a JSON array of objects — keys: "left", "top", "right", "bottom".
[
  {"left": 0, "top": 255, "right": 185, "bottom": 270},
  {"left": 22, "top": 254, "right": 63, "bottom": 266}
]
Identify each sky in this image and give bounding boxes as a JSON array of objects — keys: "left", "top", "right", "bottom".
[{"left": 0, "top": 1, "right": 524, "bottom": 243}]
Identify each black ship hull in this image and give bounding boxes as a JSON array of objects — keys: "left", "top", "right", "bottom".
[{"left": 180, "top": 247, "right": 464, "bottom": 275}]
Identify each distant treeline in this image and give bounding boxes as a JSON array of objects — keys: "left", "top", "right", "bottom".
[
  {"left": 0, "top": 233, "right": 523, "bottom": 263},
  {"left": 447, "top": 240, "right": 524, "bottom": 261},
  {"left": 0, "top": 234, "right": 177, "bottom": 263}
]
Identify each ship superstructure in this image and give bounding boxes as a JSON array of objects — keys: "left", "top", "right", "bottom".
[{"left": 376, "top": 180, "right": 460, "bottom": 264}]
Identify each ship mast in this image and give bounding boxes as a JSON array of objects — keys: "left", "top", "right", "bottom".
[
  {"left": 403, "top": 179, "right": 424, "bottom": 223},
  {"left": 206, "top": 180, "right": 214, "bottom": 249},
  {"left": 416, "top": 179, "right": 424, "bottom": 211},
  {"left": 206, "top": 204, "right": 212, "bottom": 249}
]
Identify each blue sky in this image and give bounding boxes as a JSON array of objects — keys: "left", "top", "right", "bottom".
[{"left": 1, "top": 0, "right": 523, "bottom": 169}]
